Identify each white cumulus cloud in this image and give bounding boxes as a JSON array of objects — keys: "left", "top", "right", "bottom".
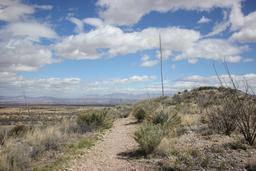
[
  {"left": 229, "top": 3, "right": 256, "bottom": 42},
  {"left": 175, "top": 39, "right": 246, "bottom": 63},
  {"left": 55, "top": 19, "right": 200, "bottom": 60},
  {"left": 97, "top": 0, "right": 240, "bottom": 25}
]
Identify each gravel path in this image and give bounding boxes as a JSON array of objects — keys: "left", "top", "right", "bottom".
[{"left": 65, "top": 117, "right": 158, "bottom": 171}]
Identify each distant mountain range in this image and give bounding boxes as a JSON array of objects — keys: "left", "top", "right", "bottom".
[{"left": 0, "top": 93, "right": 163, "bottom": 105}]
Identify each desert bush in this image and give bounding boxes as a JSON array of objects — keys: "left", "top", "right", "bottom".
[
  {"left": 212, "top": 62, "right": 256, "bottom": 145},
  {"left": 207, "top": 95, "right": 237, "bottom": 136},
  {"left": 236, "top": 98, "right": 256, "bottom": 145},
  {"left": 160, "top": 145, "right": 210, "bottom": 171},
  {"left": 77, "top": 110, "right": 112, "bottom": 132},
  {"left": 133, "top": 107, "right": 146, "bottom": 122},
  {"left": 210, "top": 88, "right": 256, "bottom": 144},
  {"left": 8, "top": 124, "right": 28, "bottom": 137},
  {"left": 134, "top": 123, "right": 164, "bottom": 155}
]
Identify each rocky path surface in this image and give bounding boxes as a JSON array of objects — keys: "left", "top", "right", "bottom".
[{"left": 65, "top": 117, "right": 158, "bottom": 171}]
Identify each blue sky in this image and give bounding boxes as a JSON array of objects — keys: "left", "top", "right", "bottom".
[{"left": 0, "top": 0, "right": 256, "bottom": 97}]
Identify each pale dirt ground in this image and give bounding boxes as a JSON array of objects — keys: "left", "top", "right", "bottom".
[{"left": 64, "top": 117, "right": 158, "bottom": 171}]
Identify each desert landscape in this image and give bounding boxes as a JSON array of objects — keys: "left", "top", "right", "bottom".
[
  {"left": 0, "top": 86, "right": 256, "bottom": 171},
  {"left": 0, "top": 0, "right": 256, "bottom": 170}
]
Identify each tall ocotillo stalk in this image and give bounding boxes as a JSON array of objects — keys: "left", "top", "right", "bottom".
[
  {"left": 21, "top": 80, "right": 30, "bottom": 114},
  {"left": 159, "top": 33, "right": 165, "bottom": 96}
]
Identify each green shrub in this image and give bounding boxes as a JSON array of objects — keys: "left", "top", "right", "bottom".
[
  {"left": 133, "top": 107, "right": 146, "bottom": 122},
  {"left": 77, "top": 110, "right": 112, "bottom": 132},
  {"left": 134, "top": 123, "right": 164, "bottom": 155}
]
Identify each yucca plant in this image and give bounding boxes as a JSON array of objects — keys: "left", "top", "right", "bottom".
[{"left": 152, "top": 110, "right": 181, "bottom": 135}]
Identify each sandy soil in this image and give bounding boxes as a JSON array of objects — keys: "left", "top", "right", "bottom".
[{"left": 65, "top": 117, "right": 158, "bottom": 171}]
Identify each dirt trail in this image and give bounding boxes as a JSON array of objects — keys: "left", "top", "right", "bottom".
[{"left": 65, "top": 117, "right": 157, "bottom": 171}]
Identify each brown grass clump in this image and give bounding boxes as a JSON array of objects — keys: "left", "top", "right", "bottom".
[
  {"left": 26, "top": 125, "right": 63, "bottom": 152},
  {"left": 1, "top": 139, "right": 31, "bottom": 171},
  {"left": 180, "top": 114, "right": 201, "bottom": 127}
]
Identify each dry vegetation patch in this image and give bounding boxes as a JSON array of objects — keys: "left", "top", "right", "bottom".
[
  {"left": 0, "top": 105, "right": 131, "bottom": 170},
  {"left": 129, "top": 87, "right": 256, "bottom": 171}
]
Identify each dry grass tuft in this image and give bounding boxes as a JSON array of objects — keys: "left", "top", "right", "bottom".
[
  {"left": 180, "top": 114, "right": 201, "bottom": 127},
  {"left": 246, "top": 157, "right": 256, "bottom": 171}
]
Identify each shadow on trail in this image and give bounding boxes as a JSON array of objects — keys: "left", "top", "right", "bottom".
[{"left": 117, "top": 149, "right": 145, "bottom": 160}]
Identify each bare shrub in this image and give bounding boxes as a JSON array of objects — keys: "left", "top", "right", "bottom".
[
  {"left": 212, "top": 62, "right": 256, "bottom": 145},
  {"left": 197, "top": 94, "right": 210, "bottom": 113},
  {"left": 236, "top": 97, "right": 256, "bottom": 145},
  {"left": 207, "top": 95, "right": 237, "bottom": 136}
]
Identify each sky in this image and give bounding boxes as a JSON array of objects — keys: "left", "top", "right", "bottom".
[{"left": 0, "top": 0, "right": 256, "bottom": 98}]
